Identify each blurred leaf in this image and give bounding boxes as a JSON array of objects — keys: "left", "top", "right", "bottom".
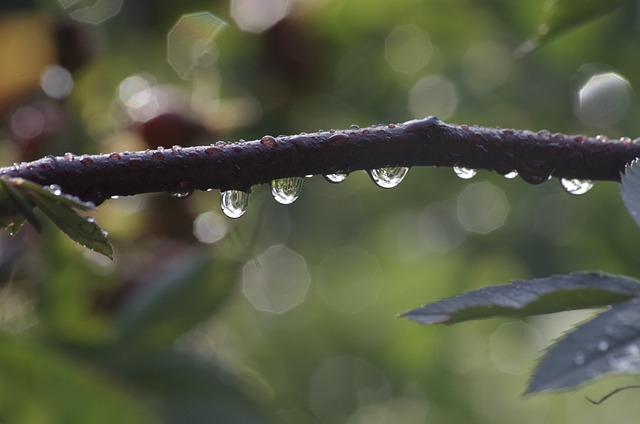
[
  {"left": 108, "top": 349, "right": 267, "bottom": 424},
  {"left": 0, "top": 331, "right": 160, "bottom": 424},
  {"left": 528, "top": 297, "right": 640, "bottom": 393},
  {"left": 402, "top": 272, "right": 640, "bottom": 325},
  {"left": 0, "top": 176, "right": 39, "bottom": 233},
  {"left": 114, "top": 250, "right": 240, "bottom": 351},
  {"left": 516, "top": 0, "right": 627, "bottom": 56},
  {"left": 14, "top": 178, "right": 113, "bottom": 259},
  {"left": 621, "top": 159, "right": 640, "bottom": 228}
]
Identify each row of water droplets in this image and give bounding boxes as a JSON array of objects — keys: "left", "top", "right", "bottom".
[{"left": 216, "top": 166, "right": 594, "bottom": 218}]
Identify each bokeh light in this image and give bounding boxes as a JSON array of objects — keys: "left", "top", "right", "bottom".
[
  {"left": 242, "top": 245, "right": 310, "bottom": 314},
  {"left": 315, "top": 246, "right": 384, "bottom": 314},
  {"left": 489, "top": 321, "right": 544, "bottom": 375},
  {"left": 167, "top": 12, "right": 226, "bottom": 79},
  {"left": 40, "top": 65, "right": 74, "bottom": 99},
  {"left": 576, "top": 71, "right": 632, "bottom": 128},
  {"left": 457, "top": 182, "right": 509, "bottom": 234},
  {"left": 231, "top": 0, "right": 292, "bottom": 33},
  {"left": 309, "top": 355, "right": 391, "bottom": 422},
  {"left": 11, "top": 106, "right": 45, "bottom": 139},
  {"left": 192, "top": 211, "right": 228, "bottom": 244},
  {"left": 117, "top": 74, "right": 159, "bottom": 122},
  {"left": 408, "top": 75, "right": 458, "bottom": 120},
  {"left": 384, "top": 25, "right": 432, "bottom": 74},
  {"left": 58, "top": 0, "right": 124, "bottom": 25}
]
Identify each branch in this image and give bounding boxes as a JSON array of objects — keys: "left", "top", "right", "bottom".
[{"left": 1, "top": 116, "right": 638, "bottom": 205}]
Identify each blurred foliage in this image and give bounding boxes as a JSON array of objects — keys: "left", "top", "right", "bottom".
[{"left": 2, "top": 0, "right": 640, "bottom": 422}]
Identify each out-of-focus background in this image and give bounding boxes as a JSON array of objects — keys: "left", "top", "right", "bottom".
[{"left": 2, "top": 0, "right": 640, "bottom": 423}]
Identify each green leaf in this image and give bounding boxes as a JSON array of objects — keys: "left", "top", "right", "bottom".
[
  {"left": 13, "top": 178, "right": 112, "bottom": 259},
  {"left": 528, "top": 297, "right": 640, "bottom": 393},
  {"left": 0, "top": 331, "right": 160, "bottom": 424},
  {"left": 114, "top": 250, "right": 240, "bottom": 351},
  {"left": 107, "top": 349, "right": 266, "bottom": 424},
  {"left": 621, "top": 159, "right": 640, "bottom": 228},
  {"left": 402, "top": 272, "right": 640, "bottom": 325},
  {"left": 0, "top": 176, "right": 40, "bottom": 233},
  {"left": 516, "top": 0, "right": 627, "bottom": 56}
]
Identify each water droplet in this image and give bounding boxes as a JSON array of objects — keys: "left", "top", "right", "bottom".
[
  {"left": 170, "top": 189, "right": 193, "bottom": 198},
  {"left": 172, "top": 145, "right": 182, "bottom": 151},
  {"left": 80, "top": 156, "right": 94, "bottom": 165},
  {"left": 324, "top": 172, "right": 348, "bottom": 184},
  {"left": 504, "top": 170, "right": 518, "bottom": 179},
  {"left": 598, "top": 340, "right": 609, "bottom": 351},
  {"left": 271, "top": 177, "right": 304, "bottom": 204},
  {"left": 560, "top": 178, "right": 593, "bottom": 195},
  {"left": 453, "top": 166, "right": 477, "bottom": 179},
  {"left": 47, "top": 184, "right": 62, "bottom": 195},
  {"left": 596, "top": 135, "right": 608, "bottom": 143},
  {"left": 260, "top": 135, "right": 277, "bottom": 148},
  {"left": 369, "top": 167, "right": 409, "bottom": 188},
  {"left": 349, "top": 124, "right": 360, "bottom": 129},
  {"left": 220, "top": 190, "right": 249, "bottom": 219},
  {"left": 575, "top": 351, "right": 585, "bottom": 365},
  {"left": 63, "top": 152, "right": 75, "bottom": 161},
  {"left": 109, "top": 153, "right": 121, "bottom": 160}
]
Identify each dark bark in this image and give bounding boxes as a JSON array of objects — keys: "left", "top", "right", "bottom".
[{"left": 1, "top": 116, "right": 638, "bottom": 205}]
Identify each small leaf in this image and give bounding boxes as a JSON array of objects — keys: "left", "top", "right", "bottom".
[
  {"left": 528, "top": 297, "right": 640, "bottom": 393},
  {"left": 0, "top": 176, "right": 40, "bottom": 232},
  {"left": 10, "top": 178, "right": 112, "bottom": 259},
  {"left": 516, "top": 0, "right": 627, "bottom": 56},
  {"left": 402, "top": 272, "right": 640, "bottom": 325},
  {"left": 114, "top": 250, "right": 240, "bottom": 351},
  {"left": 620, "top": 159, "right": 640, "bottom": 228}
]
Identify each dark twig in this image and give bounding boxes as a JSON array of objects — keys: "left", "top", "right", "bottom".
[
  {"left": 586, "top": 385, "right": 640, "bottom": 405},
  {"left": 1, "top": 116, "right": 639, "bottom": 205}
]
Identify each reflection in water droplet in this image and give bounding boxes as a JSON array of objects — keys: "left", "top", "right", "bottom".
[
  {"left": 324, "top": 172, "right": 348, "bottom": 184},
  {"left": 560, "top": 178, "right": 593, "bottom": 196},
  {"left": 504, "top": 171, "right": 518, "bottom": 179},
  {"left": 575, "top": 351, "right": 585, "bottom": 365},
  {"left": 47, "top": 184, "right": 62, "bottom": 195},
  {"left": 453, "top": 166, "right": 477, "bottom": 179},
  {"left": 220, "top": 190, "right": 249, "bottom": 218},
  {"left": 271, "top": 177, "right": 303, "bottom": 204},
  {"left": 369, "top": 167, "right": 409, "bottom": 188},
  {"left": 170, "top": 189, "right": 193, "bottom": 198}
]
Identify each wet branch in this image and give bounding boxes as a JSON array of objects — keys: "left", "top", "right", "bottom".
[{"left": 1, "top": 116, "right": 638, "bottom": 205}]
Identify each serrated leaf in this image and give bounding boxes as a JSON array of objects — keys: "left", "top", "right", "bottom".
[
  {"left": 114, "top": 250, "right": 239, "bottom": 351},
  {"left": 0, "top": 176, "right": 40, "bottom": 233},
  {"left": 402, "top": 272, "right": 640, "bottom": 325},
  {"left": 528, "top": 297, "right": 640, "bottom": 393},
  {"left": 620, "top": 159, "right": 640, "bottom": 228},
  {"left": 15, "top": 178, "right": 95, "bottom": 211},
  {"left": 516, "top": 0, "right": 627, "bottom": 56}
]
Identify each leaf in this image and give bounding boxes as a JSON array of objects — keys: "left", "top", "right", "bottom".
[
  {"left": 516, "top": 0, "right": 627, "bottom": 56},
  {"left": 0, "top": 331, "right": 160, "bottom": 424},
  {"left": 114, "top": 250, "right": 240, "bottom": 351},
  {"left": 401, "top": 272, "right": 640, "bottom": 325},
  {"left": 620, "top": 159, "right": 640, "bottom": 228},
  {"left": 527, "top": 297, "right": 640, "bottom": 393},
  {"left": 13, "top": 178, "right": 112, "bottom": 259},
  {"left": 0, "top": 176, "right": 40, "bottom": 233},
  {"left": 107, "top": 349, "right": 267, "bottom": 424}
]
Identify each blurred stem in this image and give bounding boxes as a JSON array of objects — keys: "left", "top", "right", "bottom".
[{"left": 1, "top": 116, "right": 637, "bottom": 205}]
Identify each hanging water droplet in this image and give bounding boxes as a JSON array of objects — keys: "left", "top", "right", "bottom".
[
  {"left": 220, "top": 190, "right": 249, "bottom": 218},
  {"left": 324, "top": 172, "right": 348, "bottom": 184},
  {"left": 560, "top": 178, "right": 593, "bottom": 196},
  {"left": 453, "top": 166, "right": 477, "bottom": 179},
  {"left": 504, "top": 170, "right": 518, "bottom": 179},
  {"left": 170, "top": 189, "right": 193, "bottom": 198},
  {"left": 369, "top": 167, "right": 409, "bottom": 188},
  {"left": 271, "top": 177, "right": 303, "bottom": 204}
]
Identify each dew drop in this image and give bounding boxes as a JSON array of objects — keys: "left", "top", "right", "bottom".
[
  {"left": 63, "top": 152, "right": 75, "bottom": 161},
  {"left": 560, "top": 178, "right": 593, "bottom": 196},
  {"left": 453, "top": 166, "right": 477, "bottom": 179},
  {"left": 271, "top": 177, "right": 304, "bottom": 204},
  {"left": 260, "top": 135, "right": 277, "bottom": 148},
  {"left": 575, "top": 351, "right": 585, "bottom": 365},
  {"left": 47, "top": 184, "right": 62, "bottom": 195},
  {"left": 220, "top": 190, "right": 249, "bottom": 219},
  {"left": 369, "top": 166, "right": 409, "bottom": 189},
  {"left": 170, "top": 189, "right": 193, "bottom": 199},
  {"left": 324, "top": 172, "right": 348, "bottom": 184},
  {"left": 598, "top": 340, "right": 609, "bottom": 352},
  {"left": 350, "top": 124, "right": 360, "bottom": 129},
  {"left": 504, "top": 170, "right": 518, "bottom": 179}
]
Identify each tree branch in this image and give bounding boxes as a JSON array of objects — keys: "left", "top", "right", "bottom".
[{"left": 1, "top": 116, "right": 638, "bottom": 205}]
